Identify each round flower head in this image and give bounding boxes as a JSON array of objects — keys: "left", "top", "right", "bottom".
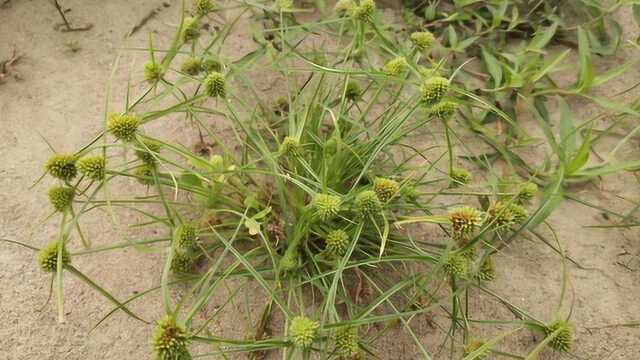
[
  {"left": 203, "top": 72, "right": 226, "bottom": 98},
  {"left": 171, "top": 251, "right": 197, "bottom": 273},
  {"left": 508, "top": 203, "right": 528, "bottom": 223},
  {"left": 44, "top": 153, "right": 77, "bottom": 181},
  {"left": 202, "top": 57, "right": 222, "bottom": 73},
  {"left": 355, "top": 190, "right": 382, "bottom": 217},
  {"left": 334, "top": 326, "right": 359, "bottom": 358},
  {"left": 382, "top": 57, "right": 407, "bottom": 76},
  {"left": 449, "top": 167, "right": 471, "bottom": 187},
  {"left": 440, "top": 251, "right": 467, "bottom": 278},
  {"left": 373, "top": 177, "right": 399, "bottom": 203},
  {"left": 401, "top": 184, "right": 419, "bottom": 201},
  {"left": 312, "top": 193, "right": 341, "bottom": 221},
  {"left": 334, "top": 0, "right": 356, "bottom": 15},
  {"left": 77, "top": 155, "right": 105, "bottom": 181},
  {"left": 37, "top": 240, "right": 70, "bottom": 272},
  {"left": 135, "top": 139, "right": 162, "bottom": 165},
  {"left": 488, "top": 201, "right": 526, "bottom": 228},
  {"left": 152, "top": 316, "right": 191, "bottom": 359},
  {"left": 173, "top": 223, "right": 198, "bottom": 252},
  {"left": 279, "top": 250, "right": 298, "bottom": 273},
  {"left": 353, "top": 0, "right": 375, "bottom": 23},
  {"left": 181, "top": 17, "right": 201, "bottom": 42},
  {"left": 429, "top": 101, "right": 457, "bottom": 121},
  {"left": 275, "top": 0, "right": 293, "bottom": 11},
  {"left": 134, "top": 165, "right": 155, "bottom": 185},
  {"left": 289, "top": 316, "right": 319, "bottom": 348},
  {"left": 544, "top": 320, "right": 572, "bottom": 352},
  {"left": 48, "top": 186, "right": 75, "bottom": 212},
  {"left": 420, "top": 76, "right": 449, "bottom": 104},
  {"left": 410, "top": 31, "right": 435, "bottom": 50},
  {"left": 143, "top": 60, "right": 163, "bottom": 82},
  {"left": 518, "top": 181, "right": 538, "bottom": 202},
  {"left": 448, "top": 206, "right": 483, "bottom": 239},
  {"left": 345, "top": 81, "right": 361, "bottom": 101},
  {"left": 476, "top": 256, "right": 496, "bottom": 281},
  {"left": 463, "top": 339, "right": 488, "bottom": 359},
  {"left": 325, "top": 229, "right": 349, "bottom": 256},
  {"left": 279, "top": 136, "right": 301, "bottom": 157},
  {"left": 180, "top": 57, "right": 202, "bottom": 76},
  {"left": 107, "top": 113, "right": 140, "bottom": 142},
  {"left": 193, "top": 0, "right": 215, "bottom": 16}
]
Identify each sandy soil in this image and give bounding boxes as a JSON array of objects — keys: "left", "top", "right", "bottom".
[{"left": 1, "top": 1, "right": 639, "bottom": 359}]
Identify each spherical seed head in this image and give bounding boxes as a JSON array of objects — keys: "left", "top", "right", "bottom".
[
  {"left": 107, "top": 113, "right": 140, "bottom": 142},
  {"left": 448, "top": 206, "right": 483, "bottom": 239},
  {"left": 373, "top": 177, "right": 399, "bottom": 203},
  {"left": 334, "top": 0, "right": 356, "bottom": 15},
  {"left": 134, "top": 165, "right": 155, "bottom": 185},
  {"left": 143, "top": 61, "right": 163, "bottom": 82},
  {"left": 325, "top": 229, "right": 349, "bottom": 256},
  {"left": 152, "top": 316, "right": 191, "bottom": 359},
  {"left": 382, "top": 57, "right": 407, "bottom": 76},
  {"left": 355, "top": 190, "right": 382, "bottom": 217},
  {"left": 488, "top": 201, "right": 527, "bottom": 227},
  {"left": 313, "top": 193, "right": 341, "bottom": 221},
  {"left": 180, "top": 57, "right": 202, "bottom": 76},
  {"left": 289, "top": 316, "right": 319, "bottom": 348},
  {"left": 279, "top": 136, "right": 300, "bottom": 157},
  {"left": 174, "top": 224, "right": 198, "bottom": 251},
  {"left": 421, "top": 76, "right": 449, "bottom": 104},
  {"left": 345, "top": 81, "right": 362, "bottom": 101},
  {"left": 429, "top": 101, "right": 458, "bottom": 121},
  {"left": 410, "top": 31, "right": 435, "bottom": 50},
  {"left": 202, "top": 57, "right": 223, "bottom": 73},
  {"left": 77, "top": 155, "right": 105, "bottom": 181},
  {"left": 450, "top": 167, "right": 471, "bottom": 187},
  {"left": 48, "top": 186, "right": 75, "bottom": 212},
  {"left": 463, "top": 339, "right": 488, "bottom": 359},
  {"left": 135, "top": 139, "right": 162, "bottom": 165},
  {"left": 477, "top": 256, "right": 496, "bottom": 281},
  {"left": 193, "top": 0, "right": 215, "bottom": 16},
  {"left": 334, "top": 326, "right": 359, "bottom": 358},
  {"left": 518, "top": 181, "right": 538, "bottom": 202},
  {"left": 44, "top": 154, "right": 77, "bottom": 181},
  {"left": 441, "top": 251, "right": 467, "bottom": 277},
  {"left": 170, "top": 251, "right": 197, "bottom": 273},
  {"left": 182, "top": 17, "right": 201, "bottom": 42},
  {"left": 353, "top": 0, "right": 376, "bottom": 22},
  {"left": 545, "top": 320, "right": 572, "bottom": 352},
  {"left": 509, "top": 203, "right": 528, "bottom": 223},
  {"left": 37, "top": 240, "right": 70, "bottom": 272},
  {"left": 203, "top": 72, "right": 226, "bottom": 98}
]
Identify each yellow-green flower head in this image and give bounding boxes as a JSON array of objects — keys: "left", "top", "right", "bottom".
[
  {"left": 448, "top": 206, "right": 483, "bottom": 239},
  {"left": 135, "top": 139, "right": 162, "bottom": 165},
  {"left": 401, "top": 184, "right": 419, "bottom": 201},
  {"left": 382, "top": 57, "right": 407, "bottom": 76},
  {"left": 202, "top": 57, "right": 222, "bottom": 73},
  {"left": 77, "top": 155, "right": 105, "bottom": 181},
  {"left": 279, "top": 250, "right": 298, "bottom": 273},
  {"left": 373, "top": 177, "right": 399, "bottom": 203},
  {"left": 289, "top": 316, "right": 319, "bottom": 348},
  {"left": 325, "top": 229, "right": 349, "bottom": 256},
  {"left": 345, "top": 81, "right": 362, "bottom": 101},
  {"left": 410, "top": 31, "right": 435, "bottom": 50},
  {"left": 488, "top": 201, "right": 527, "bottom": 227},
  {"left": 37, "top": 240, "right": 70, "bottom": 272},
  {"left": 134, "top": 165, "right": 155, "bottom": 185},
  {"left": 353, "top": 0, "right": 376, "bottom": 23},
  {"left": 440, "top": 251, "right": 467, "bottom": 277},
  {"left": 429, "top": 101, "right": 458, "bottom": 121},
  {"left": 174, "top": 223, "right": 198, "bottom": 252},
  {"left": 143, "top": 61, "right": 163, "bottom": 82},
  {"left": 355, "top": 190, "right": 382, "bottom": 217},
  {"left": 518, "top": 181, "right": 538, "bottom": 202},
  {"left": 275, "top": 0, "right": 293, "bottom": 11},
  {"left": 476, "top": 256, "right": 496, "bottom": 281},
  {"left": 334, "top": 0, "right": 356, "bottom": 15},
  {"left": 193, "top": 0, "right": 215, "bottom": 16},
  {"left": 334, "top": 326, "right": 359, "bottom": 358},
  {"left": 180, "top": 57, "right": 202, "bottom": 76},
  {"left": 544, "top": 320, "right": 572, "bottom": 352},
  {"left": 421, "top": 76, "right": 449, "bottom": 104},
  {"left": 182, "top": 17, "right": 201, "bottom": 42},
  {"left": 107, "top": 113, "right": 140, "bottom": 142},
  {"left": 152, "top": 316, "right": 191, "bottom": 359},
  {"left": 463, "top": 339, "right": 488, "bottom": 359},
  {"left": 313, "top": 193, "right": 341, "bottom": 221},
  {"left": 44, "top": 153, "right": 77, "bottom": 181},
  {"left": 279, "top": 136, "right": 301, "bottom": 157},
  {"left": 508, "top": 203, "right": 528, "bottom": 223},
  {"left": 48, "top": 186, "right": 75, "bottom": 212},
  {"left": 450, "top": 167, "right": 471, "bottom": 187},
  {"left": 203, "top": 71, "right": 226, "bottom": 98},
  {"left": 171, "top": 251, "right": 197, "bottom": 273}
]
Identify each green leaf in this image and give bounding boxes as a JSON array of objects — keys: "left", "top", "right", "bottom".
[
  {"left": 557, "top": 97, "right": 576, "bottom": 160},
  {"left": 575, "top": 27, "right": 593, "bottom": 93},
  {"left": 528, "top": 22, "right": 558, "bottom": 51},
  {"left": 565, "top": 129, "right": 592, "bottom": 175},
  {"left": 481, "top": 47, "right": 503, "bottom": 87}
]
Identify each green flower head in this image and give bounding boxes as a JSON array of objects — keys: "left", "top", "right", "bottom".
[
  {"left": 180, "top": 57, "right": 202, "bottom": 76},
  {"left": 181, "top": 17, "right": 201, "bottom": 42},
  {"left": 544, "top": 320, "right": 572, "bottom": 352},
  {"left": 313, "top": 193, "right": 341, "bottom": 221},
  {"left": 193, "top": 0, "right": 215, "bottom": 16},
  {"left": 77, "top": 155, "right": 105, "bottom": 180},
  {"left": 476, "top": 256, "right": 496, "bottom": 281},
  {"left": 48, "top": 186, "right": 75, "bottom": 212},
  {"left": 134, "top": 165, "right": 155, "bottom": 185},
  {"left": 334, "top": 0, "right": 356, "bottom": 15},
  {"left": 410, "top": 31, "right": 435, "bottom": 50},
  {"left": 152, "top": 316, "right": 191, "bottom": 360},
  {"left": 289, "top": 316, "right": 319, "bottom": 348},
  {"left": 440, "top": 251, "right": 467, "bottom": 278},
  {"left": 325, "top": 229, "right": 349, "bottom": 256},
  {"left": 279, "top": 136, "right": 301, "bottom": 157},
  {"left": 173, "top": 223, "right": 198, "bottom": 252},
  {"left": 450, "top": 167, "right": 471, "bottom": 187},
  {"left": 135, "top": 139, "right": 162, "bottom": 165},
  {"left": 353, "top": 0, "right": 375, "bottom": 23},
  {"left": 355, "top": 190, "right": 382, "bottom": 217},
  {"left": 334, "top": 326, "right": 359, "bottom": 358},
  {"left": 420, "top": 76, "right": 449, "bottom": 104},
  {"left": 37, "top": 240, "right": 70, "bottom": 272},
  {"left": 382, "top": 57, "right": 407, "bottom": 76},
  {"left": 429, "top": 101, "right": 457, "bottom": 121},
  {"left": 518, "top": 181, "right": 538, "bottom": 202},
  {"left": 448, "top": 206, "right": 483, "bottom": 239},
  {"left": 345, "top": 81, "right": 361, "bottom": 101},
  {"left": 373, "top": 177, "right": 399, "bottom": 203},
  {"left": 44, "top": 153, "right": 77, "bottom": 181},
  {"left": 202, "top": 57, "right": 222, "bottom": 73},
  {"left": 275, "top": 0, "right": 293, "bottom": 11},
  {"left": 170, "top": 251, "right": 197, "bottom": 273},
  {"left": 203, "top": 72, "right": 226, "bottom": 98},
  {"left": 488, "top": 201, "right": 527, "bottom": 228},
  {"left": 143, "top": 61, "right": 163, "bottom": 82},
  {"left": 107, "top": 113, "right": 140, "bottom": 142}
]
